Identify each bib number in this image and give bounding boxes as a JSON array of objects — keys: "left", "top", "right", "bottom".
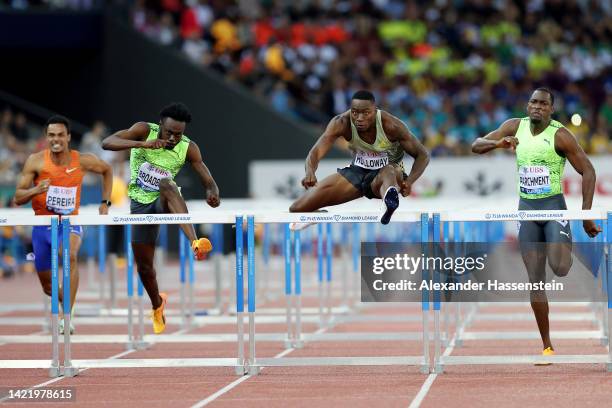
[
  {"left": 353, "top": 151, "right": 389, "bottom": 170},
  {"left": 136, "top": 162, "right": 171, "bottom": 192},
  {"left": 519, "top": 165, "right": 551, "bottom": 195},
  {"left": 46, "top": 185, "right": 77, "bottom": 215}
]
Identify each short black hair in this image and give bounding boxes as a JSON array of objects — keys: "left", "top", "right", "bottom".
[
  {"left": 534, "top": 87, "right": 554, "bottom": 105},
  {"left": 45, "top": 115, "right": 71, "bottom": 134},
  {"left": 351, "top": 90, "right": 375, "bottom": 103},
  {"left": 160, "top": 102, "right": 192, "bottom": 123}
]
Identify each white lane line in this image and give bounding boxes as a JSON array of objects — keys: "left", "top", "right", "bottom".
[
  {"left": 407, "top": 336, "right": 457, "bottom": 408},
  {"left": 408, "top": 304, "right": 481, "bottom": 408},
  {"left": 0, "top": 330, "right": 47, "bottom": 347},
  {"left": 190, "top": 326, "right": 328, "bottom": 408}
]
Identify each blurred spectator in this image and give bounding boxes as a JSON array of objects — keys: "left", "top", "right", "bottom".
[
  {"left": 3, "top": 1, "right": 611, "bottom": 155},
  {"left": 11, "top": 113, "right": 32, "bottom": 141},
  {"left": 79, "top": 120, "right": 119, "bottom": 184},
  {"left": 126, "top": 0, "right": 611, "bottom": 155}
]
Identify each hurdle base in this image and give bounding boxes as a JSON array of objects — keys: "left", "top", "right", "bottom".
[
  {"left": 248, "top": 365, "right": 260, "bottom": 375},
  {"left": 419, "top": 364, "right": 430, "bottom": 374},
  {"left": 134, "top": 341, "right": 150, "bottom": 350},
  {"left": 62, "top": 366, "right": 79, "bottom": 377},
  {"left": 48, "top": 365, "right": 61, "bottom": 378},
  {"left": 600, "top": 337, "right": 608, "bottom": 347},
  {"left": 125, "top": 342, "right": 136, "bottom": 351},
  {"left": 293, "top": 340, "right": 304, "bottom": 349},
  {"left": 284, "top": 338, "right": 293, "bottom": 349},
  {"left": 607, "top": 362, "right": 612, "bottom": 373},
  {"left": 234, "top": 365, "right": 247, "bottom": 376}
]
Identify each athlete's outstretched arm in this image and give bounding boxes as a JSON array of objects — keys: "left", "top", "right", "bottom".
[
  {"left": 14, "top": 153, "right": 46, "bottom": 206},
  {"left": 102, "top": 122, "right": 165, "bottom": 151},
  {"left": 80, "top": 153, "right": 113, "bottom": 215},
  {"left": 186, "top": 142, "right": 220, "bottom": 208},
  {"left": 302, "top": 115, "right": 346, "bottom": 189},
  {"left": 472, "top": 119, "right": 521, "bottom": 154},
  {"left": 555, "top": 128, "right": 601, "bottom": 237}
]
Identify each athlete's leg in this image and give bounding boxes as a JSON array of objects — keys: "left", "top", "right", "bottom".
[
  {"left": 519, "top": 221, "right": 552, "bottom": 350},
  {"left": 132, "top": 242, "right": 163, "bottom": 309},
  {"left": 32, "top": 226, "right": 61, "bottom": 301},
  {"left": 544, "top": 221, "right": 572, "bottom": 277},
  {"left": 369, "top": 164, "right": 404, "bottom": 225},
  {"left": 290, "top": 173, "right": 362, "bottom": 212},
  {"left": 37, "top": 271, "right": 58, "bottom": 299},
  {"left": 158, "top": 178, "right": 197, "bottom": 242},
  {"left": 369, "top": 164, "right": 404, "bottom": 199}
]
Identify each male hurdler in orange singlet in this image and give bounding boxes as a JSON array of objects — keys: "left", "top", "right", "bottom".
[{"left": 15, "top": 115, "right": 113, "bottom": 334}]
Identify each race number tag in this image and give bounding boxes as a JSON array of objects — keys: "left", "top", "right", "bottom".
[
  {"left": 46, "top": 185, "right": 77, "bottom": 215},
  {"left": 519, "top": 165, "right": 551, "bottom": 195},
  {"left": 353, "top": 151, "right": 389, "bottom": 170},
  {"left": 136, "top": 162, "right": 171, "bottom": 192}
]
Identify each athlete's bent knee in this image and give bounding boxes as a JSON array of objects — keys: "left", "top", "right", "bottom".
[
  {"left": 289, "top": 201, "right": 303, "bottom": 212},
  {"left": 549, "top": 258, "right": 571, "bottom": 277}
]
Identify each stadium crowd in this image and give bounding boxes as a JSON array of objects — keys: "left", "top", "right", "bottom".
[{"left": 130, "top": 0, "right": 612, "bottom": 155}]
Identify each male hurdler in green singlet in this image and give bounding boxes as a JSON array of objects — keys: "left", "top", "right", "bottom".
[
  {"left": 102, "top": 103, "right": 220, "bottom": 334},
  {"left": 290, "top": 90, "right": 430, "bottom": 225},
  {"left": 472, "top": 88, "right": 601, "bottom": 361}
]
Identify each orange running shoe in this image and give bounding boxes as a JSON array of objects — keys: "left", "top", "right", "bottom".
[
  {"left": 151, "top": 292, "right": 168, "bottom": 334},
  {"left": 192, "top": 238, "right": 213, "bottom": 260}
]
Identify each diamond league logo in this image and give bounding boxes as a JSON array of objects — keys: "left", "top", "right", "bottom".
[
  {"left": 146, "top": 215, "right": 154, "bottom": 222},
  {"left": 300, "top": 216, "right": 306, "bottom": 222},
  {"left": 334, "top": 215, "right": 341, "bottom": 222},
  {"left": 112, "top": 216, "right": 119, "bottom": 223},
  {"left": 485, "top": 213, "right": 491, "bottom": 220},
  {"left": 518, "top": 211, "right": 526, "bottom": 219}
]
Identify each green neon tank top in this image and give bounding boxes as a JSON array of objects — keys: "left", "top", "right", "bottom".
[
  {"left": 128, "top": 123, "right": 190, "bottom": 204},
  {"left": 515, "top": 117, "right": 566, "bottom": 199}
]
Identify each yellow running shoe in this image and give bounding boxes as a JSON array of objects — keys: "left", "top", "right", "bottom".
[
  {"left": 151, "top": 292, "right": 168, "bottom": 334},
  {"left": 534, "top": 347, "right": 554, "bottom": 366},
  {"left": 192, "top": 238, "right": 213, "bottom": 260}
]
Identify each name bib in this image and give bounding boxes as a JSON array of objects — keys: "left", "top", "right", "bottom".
[
  {"left": 136, "top": 162, "right": 171, "bottom": 192},
  {"left": 46, "top": 185, "right": 77, "bottom": 215},
  {"left": 354, "top": 151, "right": 389, "bottom": 170},
  {"left": 519, "top": 165, "right": 551, "bottom": 195}
]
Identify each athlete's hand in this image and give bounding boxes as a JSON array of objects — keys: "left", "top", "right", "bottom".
[
  {"left": 36, "top": 179, "right": 50, "bottom": 194},
  {"left": 142, "top": 139, "right": 167, "bottom": 149},
  {"left": 583, "top": 220, "right": 602, "bottom": 238},
  {"left": 302, "top": 172, "right": 317, "bottom": 189},
  {"left": 98, "top": 203, "right": 109, "bottom": 215},
  {"left": 496, "top": 136, "right": 519, "bottom": 151},
  {"left": 206, "top": 190, "right": 220, "bottom": 208},
  {"left": 399, "top": 180, "right": 412, "bottom": 197}
]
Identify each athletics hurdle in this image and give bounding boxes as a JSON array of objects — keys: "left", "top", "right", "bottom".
[
  {"left": 432, "top": 209, "right": 611, "bottom": 372},
  {"left": 246, "top": 211, "right": 431, "bottom": 375},
  {"left": 0, "top": 215, "right": 58, "bottom": 376},
  {"left": 0, "top": 213, "right": 242, "bottom": 375}
]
